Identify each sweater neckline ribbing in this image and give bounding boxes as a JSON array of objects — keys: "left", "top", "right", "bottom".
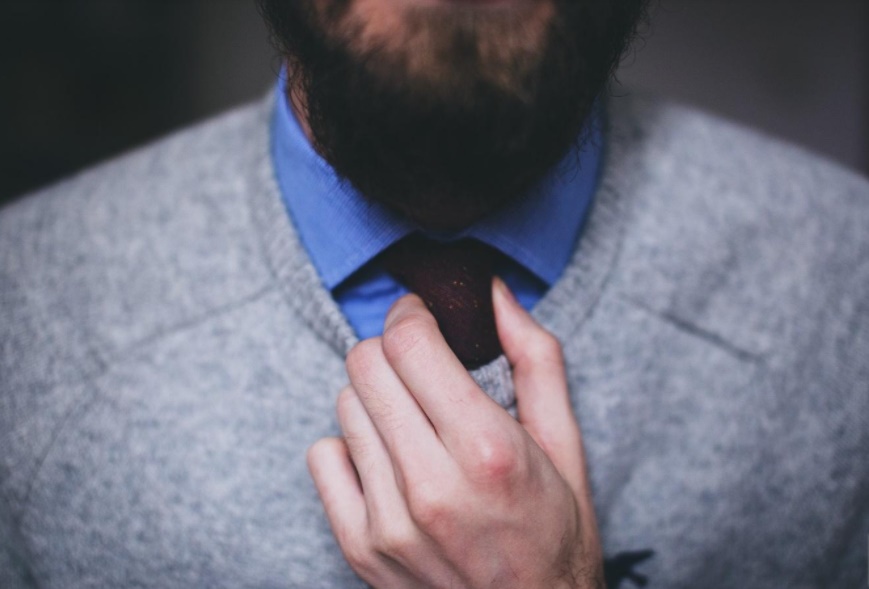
[{"left": 249, "top": 90, "right": 642, "bottom": 377}]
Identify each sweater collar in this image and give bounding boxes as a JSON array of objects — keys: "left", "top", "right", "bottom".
[{"left": 270, "top": 73, "right": 604, "bottom": 290}]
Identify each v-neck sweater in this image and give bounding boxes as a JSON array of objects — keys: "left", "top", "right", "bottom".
[{"left": 1, "top": 91, "right": 867, "bottom": 589}]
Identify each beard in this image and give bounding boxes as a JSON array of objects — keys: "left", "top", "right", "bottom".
[{"left": 259, "top": 0, "right": 648, "bottom": 229}]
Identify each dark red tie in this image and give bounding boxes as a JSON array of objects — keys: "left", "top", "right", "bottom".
[{"left": 382, "top": 235, "right": 503, "bottom": 369}]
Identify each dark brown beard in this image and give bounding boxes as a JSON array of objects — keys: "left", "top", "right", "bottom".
[{"left": 259, "top": 0, "right": 649, "bottom": 229}]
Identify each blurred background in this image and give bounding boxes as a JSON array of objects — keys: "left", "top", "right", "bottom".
[{"left": 1, "top": 0, "right": 867, "bottom": 206}]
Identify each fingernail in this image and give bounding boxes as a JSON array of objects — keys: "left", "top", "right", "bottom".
[
  {"left": 383, "top": 300, "right": 404, "bottom": 332},
  {"left": 383, "top": 293, "right": 418, "bottom": 331},
  {"left": 493, "top": 276, "right": 518, "bottom": 307}
]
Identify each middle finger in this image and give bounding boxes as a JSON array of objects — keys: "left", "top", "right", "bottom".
[{"left": 337, "top": 385, "right": 408, "bottom": 521}]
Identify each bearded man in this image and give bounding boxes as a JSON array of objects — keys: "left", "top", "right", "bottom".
[{"left": 1, "top": 0, "right": 867, "bottom": 587}]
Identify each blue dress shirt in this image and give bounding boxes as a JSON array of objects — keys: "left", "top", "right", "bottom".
[{"left": 270, "top": 74, "right": 604, "bottom": 339}]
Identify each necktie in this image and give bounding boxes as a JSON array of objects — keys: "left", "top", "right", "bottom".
[{"left": 382, "top": 235, "right": 503, "bottom": 369}]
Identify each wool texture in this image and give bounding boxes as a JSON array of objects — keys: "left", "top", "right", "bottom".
[{"left": 1, "top": 92, "right": 868, "bottom": 588}]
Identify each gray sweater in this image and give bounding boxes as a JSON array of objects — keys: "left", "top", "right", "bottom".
[{"left": 1, "top": 92, "right": 867, "bottom": 588}]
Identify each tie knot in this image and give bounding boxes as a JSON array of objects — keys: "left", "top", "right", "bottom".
[{"left": 382, "top": 235, "right": 503, "bottom": 369}]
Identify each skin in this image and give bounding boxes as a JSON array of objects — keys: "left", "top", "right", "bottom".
[
  {"left": 262, "top": 0, "right": 648, "bottom": 227},
  {"left": 273, "top": 0, "right": 590, "bottom": 229},
  {"left": 305, "top": 0, "right": 556, "bottom": 92},
  {"left": 287, "top": 0, "right": 556, "bottom": 146},
  {"left": 308, "top": 278, "right": 603, "bottom": 588},
  {"left": 297, "top": 1, "right": 611, "bottom": 584}
]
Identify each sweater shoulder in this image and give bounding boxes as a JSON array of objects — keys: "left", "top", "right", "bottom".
[
  {"left": 0, "top": 95, "right": 276, "bottom": 354},
  {"left": 1, "top": 95, "right": 274, "bottom": 243},
  {"left": 608, "top": 93, "right": 869, "bottom": 373},
  {"left": 0, "top": 98, "right": 279, "bottom": 502}
]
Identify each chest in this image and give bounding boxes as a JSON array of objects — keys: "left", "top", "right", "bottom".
[{"left": 16, "top": 297, "right": 852, "bottom": 588}]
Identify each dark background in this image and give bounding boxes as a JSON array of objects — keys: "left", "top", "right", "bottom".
[{"left": 1, "top": 0, "right": 867, "bottom": 207}]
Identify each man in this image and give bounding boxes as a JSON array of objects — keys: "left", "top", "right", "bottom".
[{"left": 1, "top": 0, "right": 867, "bottom": 588}]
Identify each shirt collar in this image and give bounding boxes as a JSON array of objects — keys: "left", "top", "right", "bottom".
[{"left": 270, "top": 73, "right": 604, "bottom": 290}]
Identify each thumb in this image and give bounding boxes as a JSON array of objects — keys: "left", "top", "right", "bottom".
[{"left": 492, "top": 277, "right": 584, "bottom": 483}]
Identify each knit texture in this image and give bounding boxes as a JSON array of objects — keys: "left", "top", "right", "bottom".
[{"left": 1, "top": 91, "right": 868, "bottom": 588}]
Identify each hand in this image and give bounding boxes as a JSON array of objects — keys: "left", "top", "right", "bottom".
[{"left": 307, "top": 278, "right": 603, "bottom": 589}]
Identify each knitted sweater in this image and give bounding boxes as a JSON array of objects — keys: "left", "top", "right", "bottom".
[{"left": 1, "top": 92, "right": 867, "bottom": 588}]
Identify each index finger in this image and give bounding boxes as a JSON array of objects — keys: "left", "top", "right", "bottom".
[{"left": 380, "top": 295, "right": 509, "bottom": 450}]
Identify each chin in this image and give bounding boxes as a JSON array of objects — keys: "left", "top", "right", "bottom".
[
  {"left": 321, "top": 0, "right": 557, "bottom": 88},
  {"left": 262, "top": 0, "right": 650, "bottom": 228}
]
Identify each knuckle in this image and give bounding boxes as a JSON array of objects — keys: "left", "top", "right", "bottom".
[
  {"left": 306, "top": 437, "right": 337, "bottom": 467},
  {"left": 345, "top": 338, "right": 381, "bottom": 380},
  {"left": 382, "top": 313, "right": 437, "bottom": 363},
  {"left": 532, "top": 430, "right": 564, "bottom": 460},
  {"left": 469, "top": 434, "right": 521, "bottom": 483},
  {"left": 371, "top": 520, "right": 416, "bottom": 559},
  {"left": 341, "top": 536, "right": 372, "bottom": 573},
  {"left": 535, "top": 426, "right": 579, "bottom": 461},
  {"left": 527, "top": 331, "right": 564, "bottom": 366},
  {"left": 406, "top": 481, "right": 450, "bottom": 530},
  {"left": 336, "top": 386, "right": 358, "bottom": 419}
]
